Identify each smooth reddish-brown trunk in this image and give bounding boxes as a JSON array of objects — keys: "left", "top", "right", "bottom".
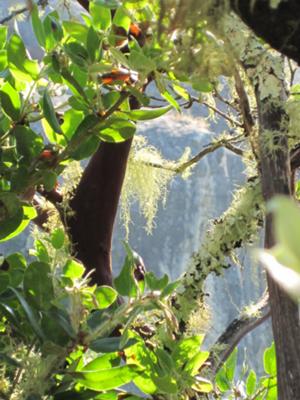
[{"left": 67, "top": 139, "right": 133, "bottom": 285}]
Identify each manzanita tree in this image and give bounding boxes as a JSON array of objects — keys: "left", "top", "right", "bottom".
[{"left": 1, "top": 0, "right": 300, "bottom": 399}]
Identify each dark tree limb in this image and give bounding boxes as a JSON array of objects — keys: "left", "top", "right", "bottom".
[
  {"left": 230, "top": 0, "right": 300, "bottom": 65},
  {"left": 209, "top": 294, "right": 270, "bottom": 374},
  {"left": 67, "top": 139, "right": 133, "bottom": 286}
]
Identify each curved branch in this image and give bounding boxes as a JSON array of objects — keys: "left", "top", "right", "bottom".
[
  {"left": 0, "top": 0, "right": 48, "bottom": 25},
  {"left": 209, "top": 294, "right": 270, "bottom": 374}
]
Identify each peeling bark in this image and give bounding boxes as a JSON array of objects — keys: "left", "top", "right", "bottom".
[{"left": 256, "top": 96, "right": 300, "bottom": 399}]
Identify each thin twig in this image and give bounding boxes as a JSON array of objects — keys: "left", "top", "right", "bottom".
[
  {"left": 140, "top": 135, "right": 244, "bottom": 174},
  {"left": 0, "top": 0, "right": 48, "bottom": 25},
  {"left": 182, "top": 96, "right": 243, "bottom": 128}
]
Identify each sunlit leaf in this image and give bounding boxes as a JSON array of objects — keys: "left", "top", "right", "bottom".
[
  {"left": 0, "top": 82, "right": 21, "bottom": 121},
  {"left": 31, "top": 4, "right": 46, "bottom": 48},
  {"left": 42, "top": 89, "right": 63, "bottom": 134},
  {"left": 23, "top": 261, "right": 54, "bottom": 310},
  {"left": 125, "top": 106, "right": 172, "bottom": 121},
  {"left": 94, "top": 286, "right": 118, "bottom": 309}
]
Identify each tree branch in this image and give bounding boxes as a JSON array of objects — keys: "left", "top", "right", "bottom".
[
  {"left": 140, "top": 135, "right": 244, "bottom": 174},
  {"left": 0, "top": 0, "right": 48, "bottom": 25},
  {"left": 209, "top": 294, "right": 270, "bottom": 374}
]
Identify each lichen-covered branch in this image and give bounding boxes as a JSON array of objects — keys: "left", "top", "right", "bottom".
[
  {"left": 223, "top": 12, "right": 300, "bottom": 399},
  {"left": 173, "top": 179, "right": 263, "bottom": 325}
]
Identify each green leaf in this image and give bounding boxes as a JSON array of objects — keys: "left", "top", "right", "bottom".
[
  {"left": 23, "top": 261, "right": 54, "bottom": 310},
  {"left": 263, "top": 342, "right": 276, "bottom": 375},
  {"left": 90, "top": 3, "right": 112, "bottom": 31},
  {"left": 0, "top": 193, "right": 24, "bottom": 241},
  {"left": 61, "top": 109, "right": 84, "bottom": 140},
  {"left": 172, "top": 83, "right": 189, "bottom": 100},
  {"left": 0, "top": 49, "right": 8, "bottom": 71},
  {"left": 71, "top": 135, "right": 100, "bottom": 160},
  {"left": 184, "top": 351, "right": 209, "bottom": 376},
  {"left": 6, "top": 252, "right": 27, "bottom": 269},
  {"left": 99, "top": 119, "right": 136, "bottom": 143},
  {"left": 43, "top": 13, "right": 63, "bottom": 51},
  {"left": 42, "top": 89, "right": 63, "bottom": 134},
  {"left": 172, "top": 335, "right": 205, "bottom": 367},
  {"left": 224, "top": 347, "right": 238, "bottom": 382},
  {"left": 125, "top": 106, "right": 172, "bottom": 121},
  {"left": 161, "top": 91, "right": 180, "bottom": 111},
  {"left": 61, "top": 68, "right": 88, "bottom": 100},
  {"left": 63, "top": 259, "right": 85, "bottom": 279},
  {"left": 7, "top": 34, "right": 39, "bottom": 81},
  {"left": 94, "top": 286, "right": 118, "bottom": 309},
  {"left": 87, "top": 26, "right": 101, "bottom": 62},
  {"left": 41, "top": 308, "right": 72, "bottom": 346},
  {"left": 51, "top": 228, "right": 65, "bottom": 249},
  {"left": 31, "top": 4, "right": 46, "bottom": 47},
  {"left": 0, "top": 26, "right": 7, "bottom": 50},
  {"left": 110, "top": 48, "right": 131, "bottom": 69},
  {"left": 41, "top": 170, "right": 58, "bottom": 192},
  {"left": 13, "top": 125, "right": 44, "bottom": 163},
  {"left": 0, "top": 203, "right": 37, "bottom": 243},
  {"left": 192, "top": 79, "right": 213, "bottom": 93},
  {"left": 128, "top": 49, "right": 156, "bottom": 74},
  {"left": 64, "top": 42, "right": 89, "bottom": 67},
  {"left": 9, "top": 287, "right": 45, "bottom": 340},
  {"left": 113, "top": 6, "right": 131, "bottom": 30},
  {"left": 114, "top": 255, "right": 138, "bottom": 297},
  {"left": 75, "top": 365, "right": 137, "bottom": 391},
  {"left": 33, "top": 240, "right": 50, "bottom": 263},
  {"left": 152, "top": 375, "right": 178, "bottom": 394},
  {"left": 160, "top": 280, "right": 180, "bottom": 298},
  {"left": 246, "top": 370, "right": 257, "bottom": 396},
  {"left": 0, "top": 272, "right": 10, "bottom": 294},
  {"left": 215, "top": 368, "right": 230, "bottom": 392},
  {"left": 63, "top": 21, "right": 89, "bottom": 44},
  {"left": 192, "top": 377, "right": 213, "bottom": 393},
  {"left": 89, "top": 337, "right": 137, "bottom": 353},
  {"left": 81, "top": 353, "right": 120, "bottom": 372},
  {"left": 156, "top": 348, "right": 175, "bottom": 373},
  {"left": 6, "top": 253, "right": 26, "bottom": 287},
  {"left": 145, "top": 272, "right": 168, "bottom": 291},
  {"left": 0, "top": 82, "right": 21, "bottom": 121}
]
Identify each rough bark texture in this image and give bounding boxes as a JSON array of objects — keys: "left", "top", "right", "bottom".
[
  {"left": 256, "top": 98, "right": 300, "bottom": 399},
  {"left": 231, "top": 0, "right": 300, "bottom": 65}
]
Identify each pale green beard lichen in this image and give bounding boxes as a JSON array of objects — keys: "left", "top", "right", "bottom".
[{"left": 120, "top": 136, "right": 191, "bottom": 237}]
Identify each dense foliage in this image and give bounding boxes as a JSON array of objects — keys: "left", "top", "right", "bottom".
[{"left": 0, "top": 0, "right": 299, "bottom": 399}]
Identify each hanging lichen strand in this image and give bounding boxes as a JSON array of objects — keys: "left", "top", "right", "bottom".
[
  {"left": 120, "top": 135, "right": 191, "bottom": 237},
  {"left": 174, "top": 179, "right": 263, "bottom": 324}
]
